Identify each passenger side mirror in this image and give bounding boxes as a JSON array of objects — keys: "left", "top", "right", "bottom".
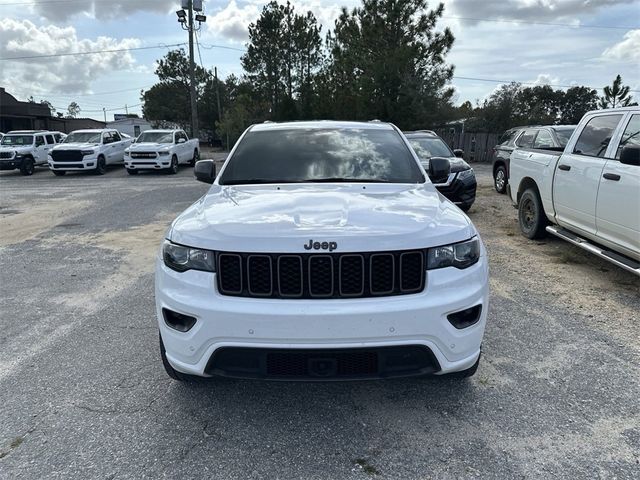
[
  {"left": 453, "top": 149, "right": 464, "bottom": 158},
  {"left": 194, "top": 159, "right": 216, "bottom": 184},
  {"left": 428, "top": 157, "right": 451, "bottom": 183},
  {"left": 177, "top": 138, "right": 186, "bottom": 144},
  {"left": 620, "top": 145, "right": 640, "bottom": 166}
]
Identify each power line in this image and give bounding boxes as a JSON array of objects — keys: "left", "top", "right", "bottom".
[
  {"left": 0, "top": 43, "right": 186, "bottom": 61},
  {"left": 0, "top": 0, "right": 159, "bottom": 5},
  {"left": 452, "top": 75, "right": 640, "bottom": 93},
  {"left": 199, "top": 43, "right": 247, "bottom": 53},
  {"left": 442, "top": 15, "right": 638, "bottom": 30}
]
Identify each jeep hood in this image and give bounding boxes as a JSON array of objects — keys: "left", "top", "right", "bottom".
[{"left": 169, "top": 184, "right": 476, "bottom": 253}]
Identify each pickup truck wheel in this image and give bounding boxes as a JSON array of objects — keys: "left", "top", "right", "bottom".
[
  {"left": 20, "top": 157, "right": 35, "bottom": 176},
  {"left": 519, "top": 188, "right": 548, "bottom": 239},
  {"left": 167, "top": 155, "right": 179, "bottom": 175},
  {"left": 94, "top": 156, "right": 107, "bottom": 175},
  {"left": 52, "top": 170, "right": 66, "bottom": 176},
  {"left": 159, "top": 333, "right": 194, "bottom": 382},
  {"left": 494, "top": 165, "right": 507, "bottom": 194},
  {"left": 189, "top": 149, "right": 199, "bottom": 167}
]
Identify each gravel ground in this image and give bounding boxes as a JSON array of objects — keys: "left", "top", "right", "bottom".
[{"left": 0, "top": 162, "right": 638, "bottom": 479}]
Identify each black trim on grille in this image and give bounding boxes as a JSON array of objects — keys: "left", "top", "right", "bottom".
[
  {"left": 205, "top": 345, "right": 441, "bottom": 380},
  {"left": 216, "top": 250, "right": 426, "bottom": 299},
  {"left": 51, "top": 150, "right": 84, "bottom": 162}
]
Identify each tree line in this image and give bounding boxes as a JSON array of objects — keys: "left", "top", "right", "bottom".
[{"left": 140, "top": 0, "right": 637, "bottom": 145}]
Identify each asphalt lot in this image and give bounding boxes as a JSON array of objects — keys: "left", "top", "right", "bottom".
[{"left": 0, "top": 161, "right": 639, "bottom": 479}]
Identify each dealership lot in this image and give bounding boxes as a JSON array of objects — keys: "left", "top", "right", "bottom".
[{"left": 0, "top": 164, "right": 638, "bottom": 479}]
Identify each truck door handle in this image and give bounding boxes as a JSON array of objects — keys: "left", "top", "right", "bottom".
[
  {"left": 603, "top": 173, "right": 621, "bottom": 181},
  {"left": 558, "top": 164, "right": 571, "bottom": 171}
]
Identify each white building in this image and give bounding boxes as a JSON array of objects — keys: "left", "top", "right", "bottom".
[{"left": 106, "top": 117, "right": 152, "bottom": 138}]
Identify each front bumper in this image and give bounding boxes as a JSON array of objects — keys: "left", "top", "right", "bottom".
[
  {"left": 48, "top": 156, "right": 97, "bottom": 171},
  {"left": 155, "top": 253, "right": 489, "bottom": 379},
  {"left": 125, "top": 155, "right": 171, "bottom": 170},
  {"left": 0, "top": 158, "right": 22, "bottom": 170},
  {"left": 436, "top": 172, "right": 477, "bottom": 208}
]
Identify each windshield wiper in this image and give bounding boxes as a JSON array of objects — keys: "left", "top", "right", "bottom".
[
  {"left": 222, "top": 179, "right": 302, "bottom": 185},
  {"left": 303, "top": 178, "right": 393, "bottom": 183}
]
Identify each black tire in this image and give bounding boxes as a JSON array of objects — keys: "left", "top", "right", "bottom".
[
  {"left": 20, "top": 157, "right": 35, "bottom": 176},
  {"left": 52, "top": 170, "right": 66, "bottom": 176},
  {"left": 460, "top": 203, "right": 472, "bottom": 213},
  {"left": 167, "top": 155, "right": 179, "bottom": 175},
  {"left": 494, "top": 165, "right": 508, "bottom": 194},
  {"left": 189, "top": 149, "right": 199, "bottom": 167},
  {"left": 94, "top": 156, "right": 107, "bottom": 175},
  {"left": 159, "top": 333, "right": 193, "bottom": 382},
  {"left": 518, "top": 188, "right": 548, "bottom": 239},
  {"left": 447, "top": 354, "right": 480, "bottom": 379},
  {"left": 126, "top": 168, "right": 139, "bottom": 175}
]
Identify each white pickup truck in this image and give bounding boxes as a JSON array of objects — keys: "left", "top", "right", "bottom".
[
  {"left": 124, "top": 129, "right": 199, "bottom": 175},
  {"left": 509, "top": 107, "right": 640, "bottom": 275},
  {"left": 48, "top": 129, "right": 133, "bottom": 176}
]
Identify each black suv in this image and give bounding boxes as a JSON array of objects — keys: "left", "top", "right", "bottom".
[
  {"left": 404, "top": 131, "right": 476, "bottom": 212},
  {"left": 492, "top": 125, "right": 576, "bottom": 194}
]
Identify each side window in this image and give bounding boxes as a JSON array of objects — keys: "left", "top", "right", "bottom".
[
  {"left": 35, "top": 136, "right": 45, "bottom": 147},
  {"left": 516, "top": 129, "right": 537, "bottom": 148},
  {"left": 111, "top": 131, "right": 122, "bottom": 142},
  {"left": 134, "top": 126, "right": 141, "bottom": 137},
  {"left": 533, "top": 130, "right": 553, "bottom": 149},
  {"left": 573, "top": 114, "right": 623, "bottom": 158},
  {"left": 178, "top": 132, "right": 187, "bottom": 142},
  {"left": 616, "top": 114, "right": 640, "bottom": 159},
  {"left": 103, "top": 133, "right": 112, "bottom": 144},
  {"left": 45, "top": 135, "right": 55, "bottom": 144}
]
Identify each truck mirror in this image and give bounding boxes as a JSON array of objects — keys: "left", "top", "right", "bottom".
[
  {"left": 177, "top": 138, "right": 186, "bottom": 144},
  {"left": 620, "top": 145, "right": 640, "bottom": 166},
  {"left": 453, "top": 149, "right": 464, "bottom": 158},
  {"left": 428, "top": 157, "right": 451, "bottom": 183},
  {"left": 194, "top": 159, "right": 216, "bottom": 184}
]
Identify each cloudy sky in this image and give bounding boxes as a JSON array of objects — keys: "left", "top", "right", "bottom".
[{"left": 1, "top": 0, "right": 638, "bottom": 120}]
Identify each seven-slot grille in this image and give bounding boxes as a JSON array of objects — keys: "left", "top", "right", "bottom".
[
  {"left": 216, "top": 251, "right": 425, "bottom": 299},
  {"left": 0, "top": 151, "right": 14, "bottom": 159},
  {"left": 51, "top": 150, "right": 84, "bottom": 162},
  {"left": 130, "top": 151, "right": 158, "bottom": 159}
]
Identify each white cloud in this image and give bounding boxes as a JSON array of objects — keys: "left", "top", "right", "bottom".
[
  {"left": 532, "top": 73, "right": 560, "bottom": 86},
  {"left": 33, "top": 0, "right": 176, "bottom": 22},
  {"left": 0, "top": 19, "right": 141, "bottom": 97},
  {"left": 602, "top": 29, "right": 640, "bottom": 62}
]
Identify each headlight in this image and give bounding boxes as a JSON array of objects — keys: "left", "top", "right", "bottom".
[
  {"left": 124, "top": 150, "right": 130, "bottom": 156},
  {"left": 427, "top": 237, "right": 480, "bottom": 270},
  {"left": 81, "top": 150, "right": 95, "bottom": 155},
  {"left": 163, "top": 240, "right": 216, "bottom": 273},
  {"left": 15, "top": 151, "right": 24, "bottom": 158},
  {"left": 158, "top": 151, "right": 170, "bottom": 156},
  {"left": 457, "top": 169, "right": 475, "bottom": 180}
]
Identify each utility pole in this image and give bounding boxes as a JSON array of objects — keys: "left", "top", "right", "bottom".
[
  {"left": 103, "top": 107, "right": 106, "bottom": 123},
  {"left": 187, "top": 1, "right": 199, "bottom": 139},
  {"left": 125, "top": 104, "right": 129, "bottom": 115},
  {"left": 214, "top": 66, "right": 222, "bottom": 123},
  {"left": 177, "top": 1, "right": 206, "bottom": 140}
]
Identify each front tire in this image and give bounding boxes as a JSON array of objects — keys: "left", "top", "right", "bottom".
[
  {"left": 494, "top": 165, "right": 507, "bottom": 194},
  {"left": 518, "top": 188, "right": 548, "bottom": 239},
  {"left": 189, "top": 149, "right": 199, "bottom": 167},
  {"left": 52, "top": 170, "right": 66, "bottom": 176},
  {"left": 167, "top": 155, "right": 178, "bottom": 175},
  {"left": 159, "top": 333, "right": 193, "bottom": 382},
  {"left": 94, "top": 156, "right": 107, "bottom": 175},
  {"left": 20, "top": 157, "right": 35, "bottom": 176}
]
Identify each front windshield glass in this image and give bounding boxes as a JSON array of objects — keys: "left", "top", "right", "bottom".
[
  {"left": 408, "top": 137, "right": 454, "bottom": 160},
  {"left": 137, "top": 131, "right": 173, "bottom": 143},
  {"left": 1, "top": 135, "right": 34, "bottom": 146},
  {"left": 554, "top": 128, "right": 576, "bottom": 147},
  {"left": 219, "top": 128, "right": 425, "bottom": 185},
  {"left": 64, "top": 132, "right": 101, "bottom": 143}
]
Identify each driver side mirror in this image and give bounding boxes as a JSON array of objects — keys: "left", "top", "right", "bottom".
[
  {"left": 620, "top": 145, "right": 640, "bottom": 166},
  {"left": 428, "top": 157, "right": 451, "bottom": 183},
  {"left": 194, "top": 159, "right": 216, "bottom": 184},
  {"left": 453, "top": 149, "right": 464, "bottom": 158}
]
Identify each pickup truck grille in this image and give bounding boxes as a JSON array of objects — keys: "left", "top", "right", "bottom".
[
  {"left": 130, "top": 152, "right": 158, "bottom": 159},
  {"left": 0, "top": 152, "right": 14, "bottom": 159},
  {"left": 216, "top": 250, "right": 425, "bottom": 299},
  {"left": 51, "top": 150, "right": 84, "bottom": 162}
]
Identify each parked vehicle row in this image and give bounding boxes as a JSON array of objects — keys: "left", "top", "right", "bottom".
[
  {"left": 508, "top": 107, "right": 640, "bottom": 276},
  {"left": 0, "top": 128, "right": 199, "bottom": 176}
]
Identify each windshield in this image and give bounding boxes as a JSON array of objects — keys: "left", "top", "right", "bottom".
[
  {"left": 1, "top": 135, "right": 34, "bottom": 146},
  {"left": 554, "top": 128, "right": 576, "bottom": 147},
  {"left": 219, "top": 128, "right": 424, "bottom": 185},
  {"left": 137, "top": 131, "right": 173, "bottom": 143},
  {"left": 64, "top": 132, "right": 101, "bottom": 143},
  {"left": 408, "top": 137, "right": 454, "bottom": 160}
]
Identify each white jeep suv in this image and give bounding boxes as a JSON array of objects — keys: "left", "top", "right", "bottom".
[{"left": 156, "top": 121, "right": 489, "bottom": 381}]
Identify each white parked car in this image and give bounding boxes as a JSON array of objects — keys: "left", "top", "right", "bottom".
[
  {"left": 156, "top": 121, "right": 489, "bottom": 381},
  {"left": 0, "top": 130, "right": 60, "bottom": 175},
  {"left": 509, "top": 107, "right": 640, "bottom": 275},
  {"left": 124, "top": 129, "right": 199, "bottom": 175},
  {"left": 48, "top": 129, "right": 133, "bottom": 176}
]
